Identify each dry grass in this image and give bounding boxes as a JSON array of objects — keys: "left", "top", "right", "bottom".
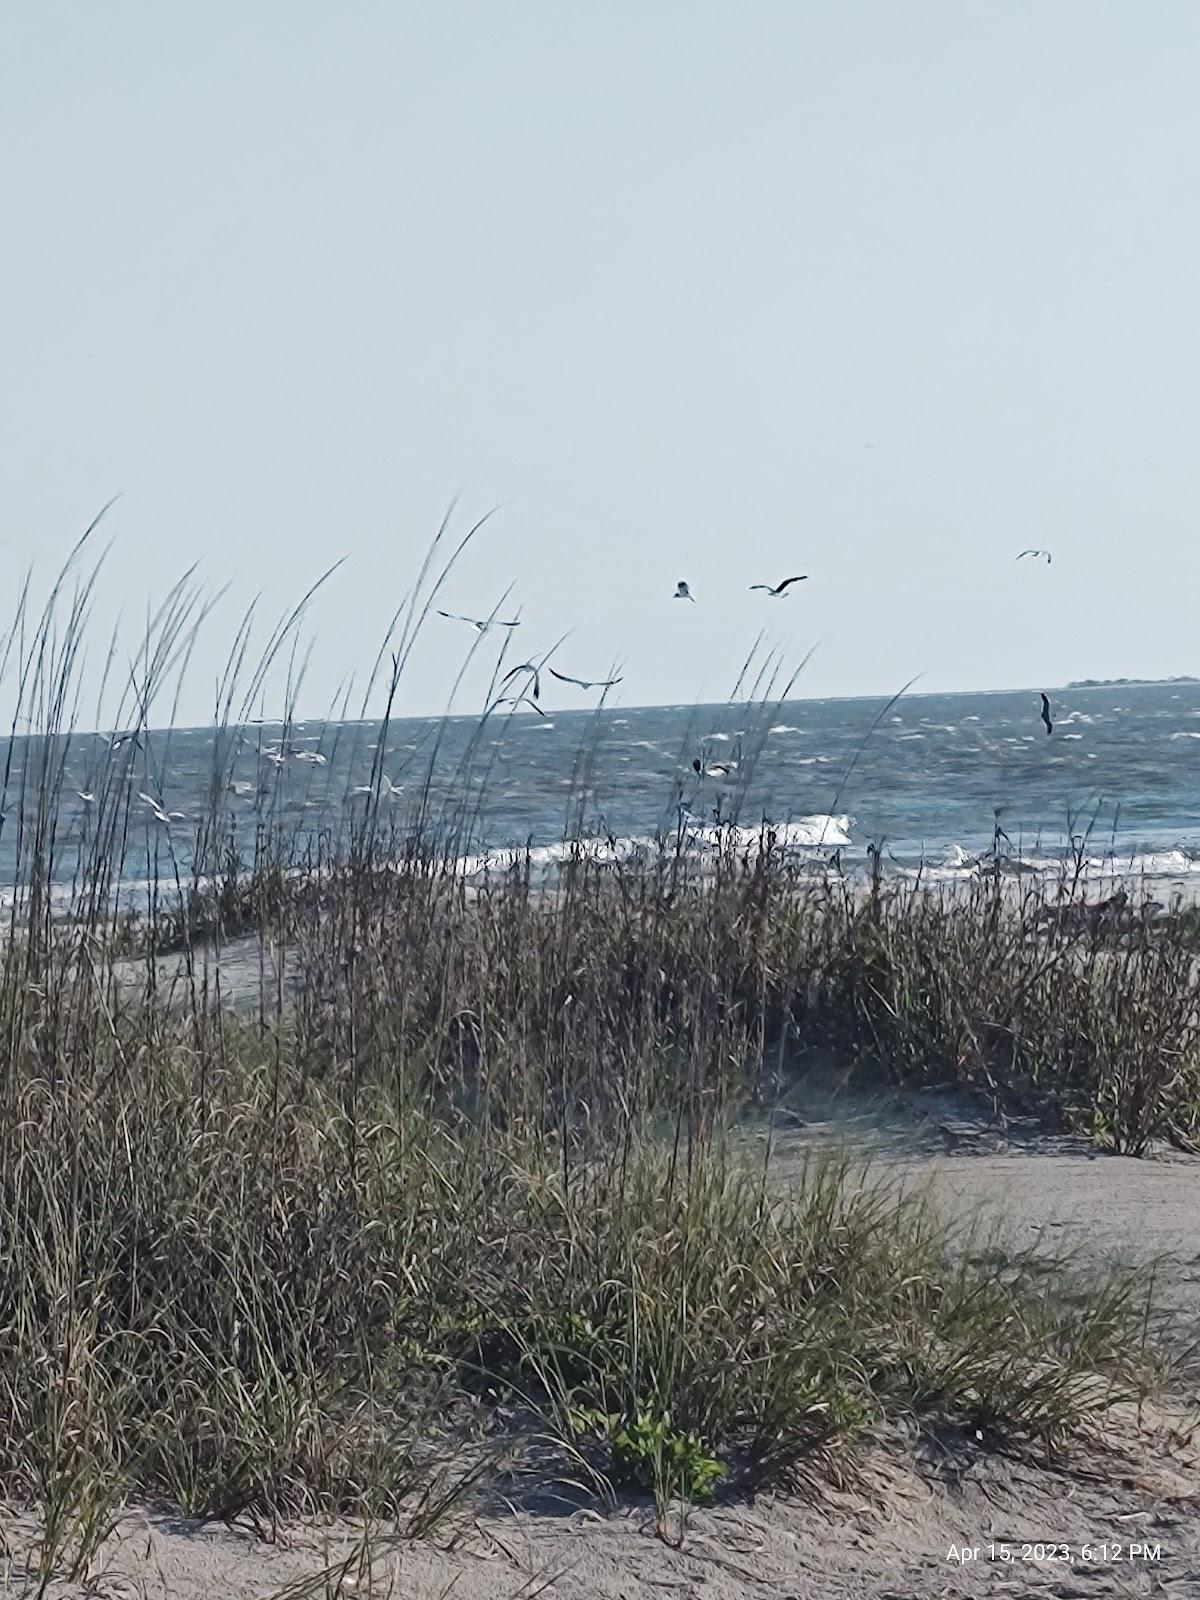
[{"left": 0, "top": 510, "right": 1191, "bottom": 1589}]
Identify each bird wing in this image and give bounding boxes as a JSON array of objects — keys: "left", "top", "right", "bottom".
[
  {"left": 136, "top": 791, "right": 160, "bottom": 809},
  {"left": 748, "top": 585, "right": 770, "bottom": 591},
  {"left": 776, "top": 576, "right": 809, "bottom": 592},
  {"left": 548, "top": 667, "right": 584, "bottom": 686},
  {"left": 1016, "top": 550, "right": 1035, "bottom": 560}
]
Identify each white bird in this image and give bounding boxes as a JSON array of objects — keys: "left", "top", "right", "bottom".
[
  {"left": 351, "top": 774, "right": 401, "bottom": 799},
  {"left": 436, "top": 610, "right": 520, "bottom": 632},
  {"left": 673, "top": 581, "right": 695, "bottom": 601},
  {"left": 749, "top": 575, "right": 808, "bottom": 596},
  {"left": 1017, "top": 549, "right": 1052, "bottom": 565},
  {"left": 76, "top": 790, "right": 95, "bottom": 805},
  {"left": 548, "top": 668, "right": 623, "bottom": 690},
  {"left": 138, "top": 791, "right": 186, "bottom": 825},
  {"left": 107, "top": 731, "right": 143, "bottom": 752},
  {"left": 291, "top": 750, "right": 327, "bottom": 765},
  {"left": 691, "top": 758, "right": 737, "bottom": 779}
]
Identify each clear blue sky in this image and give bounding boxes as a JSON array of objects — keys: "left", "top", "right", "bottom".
[{"left": 4, "top": 2, "right": 1198, "bottom": 724}]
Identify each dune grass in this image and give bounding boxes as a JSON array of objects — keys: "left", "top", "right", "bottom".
[{"left": 0, "top": 511, "right": 1193, "bottom": 1587}]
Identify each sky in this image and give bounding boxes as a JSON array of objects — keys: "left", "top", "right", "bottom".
[{"left": 4, "top": 2, "right": 1200, "bottom": 727}]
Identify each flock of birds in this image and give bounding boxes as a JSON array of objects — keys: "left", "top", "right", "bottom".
[
  {"left": 84, "top": 545, "right": 1061, "bottom": 832},
  {"left": 439, "top": 548, "right": 1061, "bottom": 737}
]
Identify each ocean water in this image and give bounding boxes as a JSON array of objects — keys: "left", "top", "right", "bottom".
[{"left": 9, "top": 682, "right": 1200, "bottom": 897}]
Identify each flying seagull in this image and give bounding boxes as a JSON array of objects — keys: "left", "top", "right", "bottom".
[
  {"left": 496, "top": 694, "right": 546, "bottom": 717},
  {"left": 1017, "top": 549, "right": 1052, "bottom": 565},
  {"left": 1040, "top": 693, "right": 1053, "bottom": 736},
  {"left": 548, "top": 668, "right": 623, "bottom": 690},
  {"left": 691, "top": 758, "right": 736, "bottom": 779},
  {"left": 501, "top": 663, "right": 542, "bottom": 700},
  {"left": 351, "top": 773, "right": 401, "bottom": 799},
  {"left": 436, "top": 610, "right": 520, "bottom": 632},
  {"left": 749, "top": 575, "right": 808, "bottom": 596},
  {"left": 673, "top": 581, "right": 695, "bottom": 601},
  {"left": 138, "top": 791, "right": 186, "bottom": 825}
]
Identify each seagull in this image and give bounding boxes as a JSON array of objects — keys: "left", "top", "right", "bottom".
[
  {"left": 138, "top": 791, "right": 186, "bottom": 825},
  {"left": 691, "top": 758, "right": 737, "bottom": 779},
  {"left": 351, "top": 774, "right": 401, "bottom": 799},
  {"left": 501, "top": 663, "right": 542, "bottom": 700},
  {"left": 673, "top": 582, "right": 695, "bottom": 602},
  {"left": 107, "top": 731, "right": 144, "bottom": 752},
  {"left": 291, "top": 750, "right": 327, "bottom": 765},
  {"left": 76, "top": 791, "right": 95, "bottom": 805},
  {"left": 547, "top": 668, "right": 623, "bottom": 690},
  {"left": 436, "top": 610, "right": 520, "bottom": 632},
  {"left": 1017, "top": 549, "right": 1052, "bottom": 565},
  {"left": 1040, "top": 693, "right": 1053, "bottom": 736},
  {"left": 749, "top": 576, "right": 808, "bottom": 596},
  {"left": 496, "top": 695, "right": 546, "bottom": 717}
]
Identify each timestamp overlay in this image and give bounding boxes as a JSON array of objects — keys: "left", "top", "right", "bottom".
[{"left": 946, "top": 1541, "right": 1166, "bottom": 1568}]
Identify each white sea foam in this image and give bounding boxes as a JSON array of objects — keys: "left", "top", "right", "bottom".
[{"left": 456, "top": 814, "right": 853, "bottom": 881}]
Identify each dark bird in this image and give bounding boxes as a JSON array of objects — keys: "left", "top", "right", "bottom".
[
  {"left": 496, "top": 694, "right": 546, "bottom": 717},
  {"left": 548, "top": 668, "right": 623, "bottom": 690},
  {"left": 436, "top": 610, "right": 520, "bottom": 632},
  {"left": 1017, "top": 549, "right": 1052, "bottom": 565},
  {"left": 673, "top": 581, "right": 695, "bottom": 601},
  {"left": 749, "top": 575, "right": 808, "bottom": 596},
  {"left": 1040, "top": 693, "right": 1053, "bottom": 736},
  {"left": 501, "top": 663, "right": 541, "bottom": 700}
]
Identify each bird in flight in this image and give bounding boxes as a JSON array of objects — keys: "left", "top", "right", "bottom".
[
  {"left": 1017, "top": 549, "right": 1052, "bottom": 565},
  {"left": 496, "top": 694, "right": 546, "bottom": 717},
  {"left": 1040, "top": 693, "right": 1053, "bottom": 736},
  {"left": 436, "top": 610, "right": 520, "bottom": 631},
  {"left": 673, "top": 581, "right": 695, "bottom": 601},
  {"left": 749, "top": 575, "right": 808, "bottom": 596},
  {"left": 138, "top": 790, "right": 186, "bottom": 825},
  {"left": 352, "top": 773, "right": 401, "bottom": 800},
  {"left": 501, "top": 662, "right": 542, "bottom": 701},
  {"left": 548, "top": 668, "right": 623, "bottom": 690}
]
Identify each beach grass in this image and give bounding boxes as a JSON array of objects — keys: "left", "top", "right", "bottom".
[{"left": 0, "top": 514, "right": 1193, "bottom": 1585}]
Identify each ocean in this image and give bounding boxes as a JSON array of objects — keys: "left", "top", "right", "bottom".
[{"left": 9, "top": 681, "right": 1200, "bottom": 896}]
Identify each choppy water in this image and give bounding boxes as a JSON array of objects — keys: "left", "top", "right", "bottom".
[{"left": 9, "top": 682, "right": 1200, "bottom": 897}]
